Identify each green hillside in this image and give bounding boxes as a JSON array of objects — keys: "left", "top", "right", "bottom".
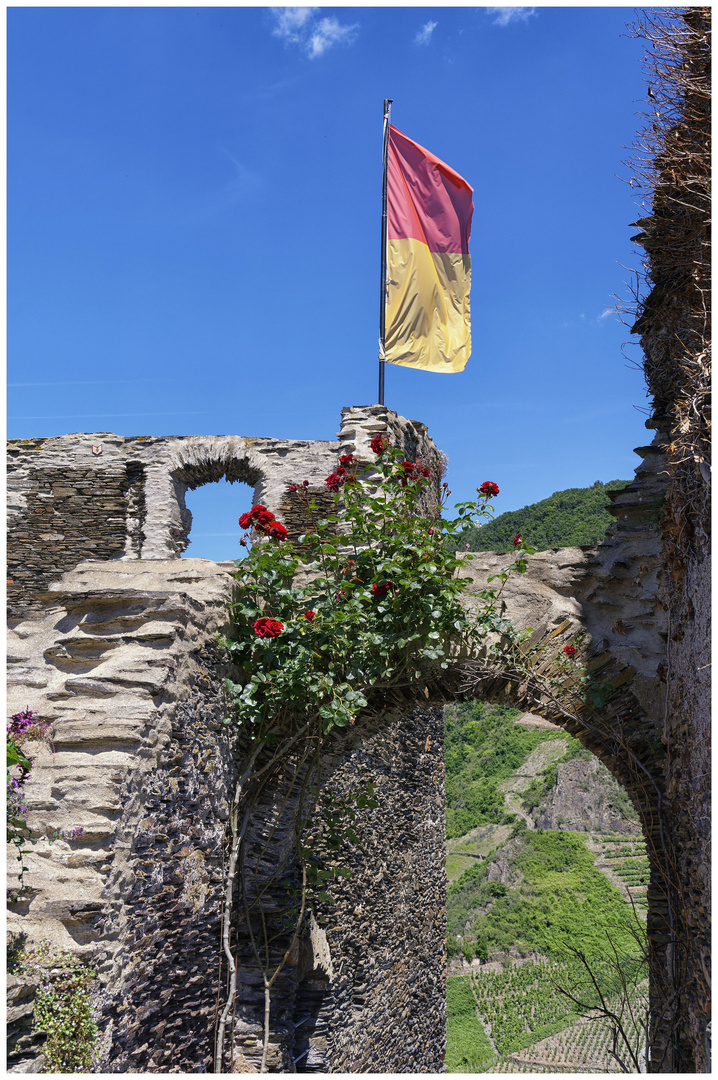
[
  {"left": 453, "top": 479, "right": 630, "bottom": 552},
  {"left": 447, "top": 829, "right": 640, "bottom": 962},
  {"left": 445, "top": 700, "right": 589, "bottom": 840}
]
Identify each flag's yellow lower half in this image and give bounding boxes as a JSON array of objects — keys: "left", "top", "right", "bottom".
[{"left": 385, "top": 238, "right": 471, "bottom": 372}]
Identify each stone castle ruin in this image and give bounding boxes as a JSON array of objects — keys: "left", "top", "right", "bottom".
[
  {"left": 6, "top": 399, "right": 709, "bottom": 1072},
  {"left": 6, "top": 8, "right": 710, "bottom": 1074}
]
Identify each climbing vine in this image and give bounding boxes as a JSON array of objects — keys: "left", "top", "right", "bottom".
[{"left": 214, "top": 438, "right": 534, "bottom": 1071}]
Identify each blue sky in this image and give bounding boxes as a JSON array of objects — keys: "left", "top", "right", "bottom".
[{"left": 8, "top": 5, "right": 653, "bottom": 561}]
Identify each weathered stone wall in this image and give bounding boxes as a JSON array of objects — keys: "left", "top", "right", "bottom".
[
  {"left": 622, "top": 9, "right": 711, "bottom": 1068},
  {"left": 6, "top": 560, "right": 236, "bottom": 981},
  {"left": 295, "top": 706, "right": 446, "bottom": 1073},
  {"left": 6, "top": 556, "right": 446, "bottom": 1073},
  {"left": 99, "top": 638, "right": 237, "bottom": 1073},
  {"left": 6, "top": 405, "right": 708, "bottom": 1073},
  {"left": 7, "top": 406, "right": 441, "bottom": 620},
  {"left": 7, "top": 975, "right": 47, "bottom": 1071}
]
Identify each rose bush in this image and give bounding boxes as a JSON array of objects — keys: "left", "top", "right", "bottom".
[
  {"left": 239, "top": 504, "right": 289, "bottom": 541},
  {"left": 221, "top": 441, "right": 534, "bottom": 738}
]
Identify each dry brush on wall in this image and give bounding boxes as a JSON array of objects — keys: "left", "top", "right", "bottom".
[
  {"left": 627, "top": 7, "right": 710, "bottom": 566},
  {"left": 623, "top": 8, "right": 711, "bottom": 1071}
]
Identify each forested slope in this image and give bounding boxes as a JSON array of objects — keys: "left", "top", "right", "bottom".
[{"left": 452, "top": 480, "right": 630, "bottom": 552}]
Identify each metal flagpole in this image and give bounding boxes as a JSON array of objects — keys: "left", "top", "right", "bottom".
[{"left": 378, "top": 98, "right": 392, "bottom": 406}]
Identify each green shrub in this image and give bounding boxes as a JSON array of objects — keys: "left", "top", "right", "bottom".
[
  {"left": 448, "top": 830, "right": 646, "bottom": 961},
  {"left": 9, "top": 940, "right": 99, "bottom": 1073}
]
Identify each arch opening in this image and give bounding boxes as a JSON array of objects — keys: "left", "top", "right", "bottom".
[
  {"left": 180, "top": 477, "right": 252, "bottom": 562},
  {"left": 443, "top": 693, "right": 651, "bottom": 1072},
  {"left": 169, "top": 452, "right": 263, "bottom": 560}
]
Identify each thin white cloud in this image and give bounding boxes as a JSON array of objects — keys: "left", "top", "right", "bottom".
[
  {"left": 486, "top": 7, "right": 537, "bottom": 28},
  {"left": 272, "top": 7, "right": 313, "bottom": 45},
  {"left": 414, "top": 20, "right": 438, "bottom": 46},
  {"left": 271, "top": 8, "right": 358, "bottom": 58},
  {"left": 308, "top": 17, "right": 358, "bottom": 58},
  {"left": 598, "top": 308, "right": 615, "bottom": 320}
]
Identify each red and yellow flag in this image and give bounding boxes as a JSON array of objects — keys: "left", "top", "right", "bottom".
[{"left": 385, "top": 126, "right": 473, "bottom": 373}]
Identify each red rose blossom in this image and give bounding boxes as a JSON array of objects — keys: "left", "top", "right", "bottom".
[
  {"left": 325, "top": 468, "right": 347, "bottom": 492},
  {"left": 370, "top": 434, "right": 388, "bottom": 455},
  {"left": 478, "top": 481, "right": 500, "bottom": 498},
  {"left": 303, "top": 610, "right": 316, "bottom": 621},
  {"left": 513, "top": 533, "right": 521, "bottom": 546},
  {"left": 339, "top": 454, "right": 357, "bottom": 467},
  {"left": 563, "top": 645, "right": 577, "bottom": 656},
  {"left": 256, "top": 509, "right": 276, "bottom": 529},
  {"left": 239, "top": 505, "right": 276, "bottom": 531},
  {"left": 267, "top": 522, "right": 288, "bottom": 542},
  {"left": 398, "top": 461, "right": 418, "bottom": 487},
  {"left": 252, "top": 617, "right": 284, "bottom": 638},
  {"left": 372, "top": 581, "right": 394, "bottom": 600}
]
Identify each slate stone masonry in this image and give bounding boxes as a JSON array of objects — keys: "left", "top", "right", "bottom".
[
  {"left": 99, "top": 640, "right": 238, "bottom": 1073},
  {"left": 302, "top": 705, "right": 447, "bottom": 1073},
  {"left": 7, "top": 461, "right": 130, "bottom": 616}
]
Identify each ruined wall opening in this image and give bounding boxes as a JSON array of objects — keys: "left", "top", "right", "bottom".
[
  {"left": 181, "top": 478, "right": 250, "bottom": 562},
  {"left": 170, "top": 455, "right": 263, "bottom": 561}
]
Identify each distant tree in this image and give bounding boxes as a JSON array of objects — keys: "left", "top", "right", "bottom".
[{"left": 450, "top": 480, "right": 630, "bottom": 552}]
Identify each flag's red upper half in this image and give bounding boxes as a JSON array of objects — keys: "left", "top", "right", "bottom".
[{"left": 387, "top": 125, "right": 473, "bottom": 255}]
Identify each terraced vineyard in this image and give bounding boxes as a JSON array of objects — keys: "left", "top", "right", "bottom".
[
  {"left": 447, "top": 963, "right": 648, "bottom": 1073},
  {"left": 469, "top": 961, "right": 578, "bottom": 1056},
  {"left": 488, "top": 1001, "right": 648, "bottom": 1073},
  {"left": 594, "top": 833, "right": 649, "bottom": 911}
]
